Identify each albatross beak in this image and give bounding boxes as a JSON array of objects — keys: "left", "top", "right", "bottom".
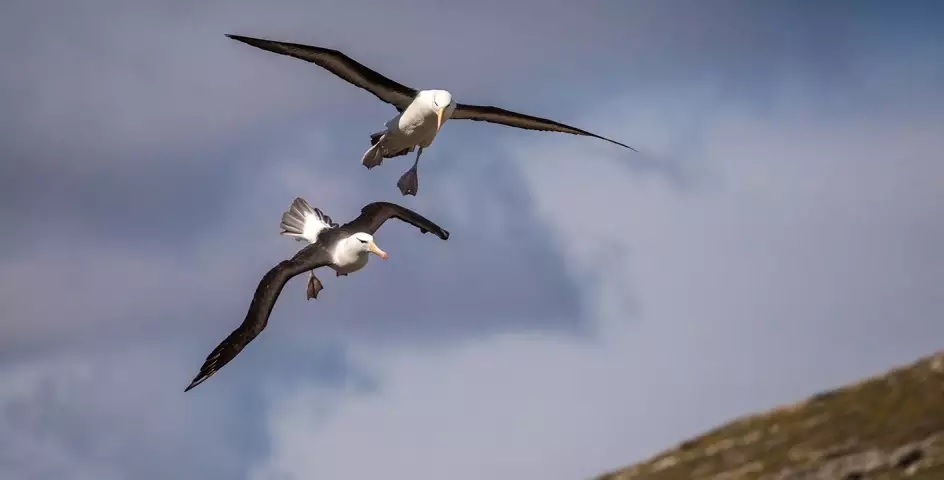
[
  {"left": 435, "top": 106, "right": 445, "bottom": 132},
  {"left": 368, "top": 241, "right": 388, "bottom": 260}
]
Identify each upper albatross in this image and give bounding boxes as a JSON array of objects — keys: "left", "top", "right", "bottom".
[
  {"left": 225, "top": 33, "right": 638, "bottom": 196},
  {"left": 184, "top": 199, "right": 449, "bottom": 392}
]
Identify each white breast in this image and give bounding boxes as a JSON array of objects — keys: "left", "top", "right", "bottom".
[
  {"left": 386, "top": 101, "right": 440, "bottom": 148},
  {"left": 331, "top": 243, "right": 370, "bottom": 275}
]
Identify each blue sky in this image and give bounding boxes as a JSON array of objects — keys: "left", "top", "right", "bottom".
[{"left": 2, "top": 1, "right": 943, "bottom": 479}]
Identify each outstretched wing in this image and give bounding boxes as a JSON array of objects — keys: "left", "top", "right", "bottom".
[
  {"left": 225, "top": 34, "right": 418, "bottom": 112},
  {"left": 184, "top": 244, "right": 332, "bottom": 392},
  {"left": 451, "top": 103, "right": 638, "bottom": 152},
  {"left": 341, "top": 202, "right": 450, "bottom": 240}
]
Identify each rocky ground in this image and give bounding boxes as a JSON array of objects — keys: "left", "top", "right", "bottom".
[{"left": 595, "top": 350, "right": 944, "bottom": 480}]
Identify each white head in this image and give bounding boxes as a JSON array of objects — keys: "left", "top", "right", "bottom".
[
  {"left": 346, "top": 232, "right": 388, "bottom": 260},
  {"left": 428, "top": 89, "right": 455, "bottom": 132}
]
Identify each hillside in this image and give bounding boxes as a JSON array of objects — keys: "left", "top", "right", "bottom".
[{"left": 595, "top": 351, "right": 944, "bottom": 480}]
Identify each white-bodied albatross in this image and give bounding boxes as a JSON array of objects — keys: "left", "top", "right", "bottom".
[
  {"left": 184, "top": 199, "right": 449, "bottom": 392},
  {"left": 225, "top": 34, "right": 638, "bottom": 196}
]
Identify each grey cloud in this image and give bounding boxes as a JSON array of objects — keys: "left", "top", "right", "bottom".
[
  {"left": 0, "top": 148, "right": 585, "bottom": 478},
  {"left": 250, "top": 56, "right": 944, "bottom": 479},
  {"left": 2, "top": 2, "right": 942, "bottom": 480},
  {"left": 3, "top": 0, "right": 905, "bottom": 173},
  {"left": 0, "top": 1, "right": 641, "bottom": 165},
  {"left": 283, "top": 150, "right": 587, "bottom": 345},
  {"left": 0, "top": 342, "right": 275, "bottom": 480},
  {"left": 4, "top": 0, "right": 920, "bottom": 249},
  {"left": 1, "top": 127, "right": 585, "bottom": 358}
]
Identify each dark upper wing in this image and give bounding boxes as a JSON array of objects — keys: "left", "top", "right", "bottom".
[
  {"left": 451, "top": 103, "right": 638, "bottom": 152},
  {"left": 341, "top": 202, "right": 450, "bottom": 240},
  {"left": 225, "top": 34, "right": 418, "bottom": 111},
  {"left": 184, "top": 244, "right": 331, "bottom": 392}
]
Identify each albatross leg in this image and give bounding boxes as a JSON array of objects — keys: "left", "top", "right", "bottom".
[
  {"left": 396, "top": 147, "right": 423, "bottom": 196},
  {"left": 306, "top": 272, "right": 324, "bottom": 300}
]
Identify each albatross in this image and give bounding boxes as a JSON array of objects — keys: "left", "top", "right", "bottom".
[
  {"left": 183, "top": 199, "right": 449, "bottom": 392},
  {"left": 224, "top": 33, "right": 638, "bottom": 196}
]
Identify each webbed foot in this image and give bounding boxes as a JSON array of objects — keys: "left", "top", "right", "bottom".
[
  {"left": 396, "top": 167, "right": 419, "bottom": 196},
  {"left": 306, "top": 274, "right": 324, "bottom": 300}
]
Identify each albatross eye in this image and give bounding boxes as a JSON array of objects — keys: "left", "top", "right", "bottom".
[{"left": 358, "top": 238, "right": 368, "bottom": 243}]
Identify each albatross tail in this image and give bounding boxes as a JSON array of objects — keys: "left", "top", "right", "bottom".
[
  {"left": 279, "top": 197, "right": 337, "bottom": 243},
  {"left": 362, "top": 131, "right": 413, "bottom": 168},
  {"left": 361, "top": 132, "right": 388, "bottom": 169}
]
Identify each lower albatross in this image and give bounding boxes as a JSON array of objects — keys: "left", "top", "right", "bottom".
[
  {"left": 184, "top": 199, "right": 450, "bottom": 392},
  {"left": 225, "top": 34, "right": 638, "bottom": 196}
]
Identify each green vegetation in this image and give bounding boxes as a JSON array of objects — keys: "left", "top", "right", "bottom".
[{"left": 596, "top": 351, "right": 944, "bottom": 480}]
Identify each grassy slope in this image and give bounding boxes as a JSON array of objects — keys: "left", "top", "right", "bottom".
[{"left": 595, "top": 350, "right": 944, "bottom": 480}]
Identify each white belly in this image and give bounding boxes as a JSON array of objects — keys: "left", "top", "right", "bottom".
[
  {"left": 331, "top": 250, "right": 369, "bottom": 275},
  {"left": 385, "top": 104, "right": 440, "bottom": 149}
]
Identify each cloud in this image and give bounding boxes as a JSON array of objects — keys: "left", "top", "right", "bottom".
[
  {"left": 4, "top": 0, "right": 916, "bottom": 175},
  {"left": 0, "top": 341, "right": 267, "bottom": 480},
  {"left": 2, "top": 134, "right": 586, "bottom": 354},
  {"left": 0, "top": 1, "right": 654, "bottom": 167},
  {"left": 2, "top": 2, "right": 942, "bottom": 480},
  {"left": 0, "top": 115, "right": 585, "bottom": 480},
  {"left": 6, "top": 0, "right": 927, "bottom": 248},
  {"left": 249, "top": 67, "right": 944, "bottom": 480}
]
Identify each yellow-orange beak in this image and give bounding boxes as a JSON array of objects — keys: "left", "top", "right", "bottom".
[
  {"left": 435, "top": 106, "right": 445, "bottom": 132},
  {"left": 368, "top": 241, "right": 388, "bottom": 260}
]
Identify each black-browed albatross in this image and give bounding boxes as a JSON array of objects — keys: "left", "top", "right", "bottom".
[
  {"left": 184, "top": 199, "right": 449, "bottom": 392},
  {"left": 224, "top": 33, "right": 638, "bottom": 196}
]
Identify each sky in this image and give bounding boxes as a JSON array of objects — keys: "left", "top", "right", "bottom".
[{"left": 1, "top": 1, "right": 943, "bottom": 479}]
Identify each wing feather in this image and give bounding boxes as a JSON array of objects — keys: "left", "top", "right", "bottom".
[
  {"left": 226, "top": 34, "right": 418, "bottom": 111},
  {"left": 184, "top": 244, "right": 331, "bottom": 392},
  {"left": 451, "top": 103, "right": 638, "bottom": 151},
  {"left": 341, "top": 202, "right": 450, "bottom": 240}
]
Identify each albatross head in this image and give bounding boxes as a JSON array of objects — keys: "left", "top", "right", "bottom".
[
  {"left": 428, "top": 90, "right": 455, "bottom": 132},
  {"left": 349, "top": 232, "right": 387, "bottom": 260}
]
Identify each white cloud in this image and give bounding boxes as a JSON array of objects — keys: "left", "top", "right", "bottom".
[{"left": 249, "top": 82, "right": 944, "bottom": 480}]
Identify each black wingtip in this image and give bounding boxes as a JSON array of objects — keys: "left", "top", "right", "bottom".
[
  {"left": 606, "top": 137, "right": 639, "bottom": 152},
  {"left": 224, "top": 33, "right": 253, "bottom": 44},
  {"left": 420, "top": 227, "right": 449, "bottom": 240},
  {"left": 184, "top": 371, "right": 212, "bottom": 392},
  {"left": 184, "top": 377, "right": 206, "bottom": 393}
]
